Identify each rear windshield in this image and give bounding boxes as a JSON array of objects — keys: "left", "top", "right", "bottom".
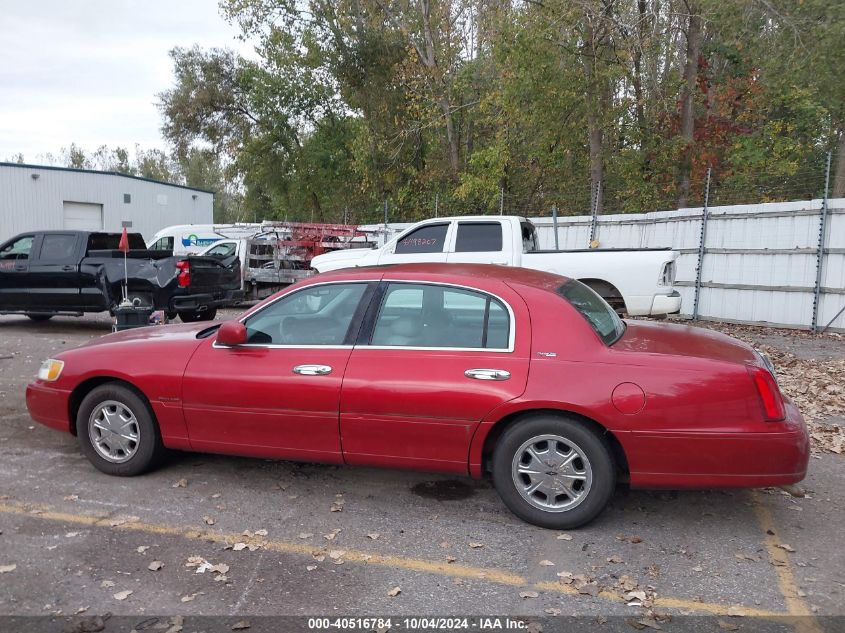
[
  {"left": 557, "top": 280, "right": 625, "bottom": 345},
  {"left": 87, "top": 233, "right": 146, "bottom": 251}
]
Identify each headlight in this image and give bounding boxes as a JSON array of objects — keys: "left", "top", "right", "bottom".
[{"left": 37, "top": 359, "right": 64, "bottom": 382}]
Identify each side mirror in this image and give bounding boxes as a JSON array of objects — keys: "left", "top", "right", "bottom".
[{"left": 215, "top": 321, "right": 247, "bottom": 347}]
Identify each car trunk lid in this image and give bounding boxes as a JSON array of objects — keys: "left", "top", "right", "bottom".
[{"left": 613, "top": 320, "right": 760, "bottom": 365}]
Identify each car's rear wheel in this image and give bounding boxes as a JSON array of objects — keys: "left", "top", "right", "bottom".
[
  {"left": 492, "top": 415, "right": 615, "bottom": 529},
  {"left": 26, "top": 313, "right": 53, "bottom": 322},
  {"left": 179, "top": 307, "right": 217, "bottom": 322},
  {"left": 77, "top": 384, "right": 164, "bottom": 476}
]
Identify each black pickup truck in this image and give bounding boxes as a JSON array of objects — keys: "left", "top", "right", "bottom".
[{"left": 0, "top": 231, "right": 242, "bottom": 322}]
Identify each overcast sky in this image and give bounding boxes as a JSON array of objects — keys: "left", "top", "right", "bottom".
[{"left": 0, "top": 0, "right": 254, "bottom": 162}]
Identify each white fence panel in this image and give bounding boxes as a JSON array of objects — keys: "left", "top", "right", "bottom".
[{"left": 528, "top": 198, "right": 845, "bottom": 332}]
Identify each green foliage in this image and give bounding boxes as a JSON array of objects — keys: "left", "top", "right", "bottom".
[{"left": 149, "top": 0, "right": 845, "bottom": 221}]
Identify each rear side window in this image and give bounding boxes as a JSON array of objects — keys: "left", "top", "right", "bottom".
[
  {"left": 394, "top": 224, "right": 448, "bottom": 254},
  {"left": 371, "top": 283, "right": 510, "bottom": 349},
  {"left": 151, "top": 236, "right": 174, "bottom": 252},
  {"left": 455, "top": 222, "right": 503, "bottom": 252},
  {"left": 557, "top": 280, "right": 625, "bottom": 346},
  {"left": 39, "top": 234, "right": 78, "bottom": 261}
]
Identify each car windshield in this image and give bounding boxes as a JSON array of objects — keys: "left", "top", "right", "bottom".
[{"left": 557, "top": 280, "right": 625, "bottom": 346}]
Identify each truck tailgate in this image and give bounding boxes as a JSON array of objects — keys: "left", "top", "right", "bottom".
[{"left": 185, "top": 255, "right": 241, "bottom": 293}]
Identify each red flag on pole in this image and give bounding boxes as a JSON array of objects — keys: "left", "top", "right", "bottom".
[{"left": 118, "top": 227, "right": 130, "bottom": 253}]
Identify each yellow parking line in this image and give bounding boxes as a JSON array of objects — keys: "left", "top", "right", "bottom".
[
  {"left": 0, "top": 501, "right": 784, "bottom": 618},
  {"left": 750, "top": 491, "right": 823, "bottom": 633}
]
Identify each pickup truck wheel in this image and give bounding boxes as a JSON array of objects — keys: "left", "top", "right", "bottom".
[
  {"left": 492, "top": 415, "right": 615, "bottom": 529},
  {"left": 26, "top": 313, "right": 53, "bottom": 322},
  {"left": 77, "top": 384, "right": 164, "bottom": 476}
]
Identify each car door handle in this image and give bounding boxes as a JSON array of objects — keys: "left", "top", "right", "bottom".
[
  {"left": 465, "top": 368, "right": 511, "bottom": 381},
  {"left": 62, "top": 265, "right": 75, "bottom": 272},
  {"left": 293, "top": 364, "right": 332, "bottom": 376}
]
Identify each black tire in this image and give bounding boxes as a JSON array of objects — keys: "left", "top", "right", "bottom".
[
  {"left": 492, "top": 414, "right": 616, "bottom": 529},
  {"left": 178, "top": 307, "right": 217, "bottom": 323},
  {"left": 76, "top": 383, "right": 164, "bottom": 476},
  {"left": 26, "top": 313, "right": 53, "bottom": 322}
]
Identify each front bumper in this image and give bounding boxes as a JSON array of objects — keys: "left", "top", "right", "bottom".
[
  {"left": 26, "top": 381, "right": 72, "bottom": 434},
  {"left": 650, "top": 291, "right": 682, "bottom": 315}
]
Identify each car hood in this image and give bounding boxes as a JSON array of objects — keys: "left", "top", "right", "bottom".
[
  {"left": 613, "top": 320, "right": 759, "bottom": 365},
  {"left": 75, "top": 321, "right": 216, "bottom": 350},
  {"left": 311, "top": 248, "right": 372, "bottom": 269}
]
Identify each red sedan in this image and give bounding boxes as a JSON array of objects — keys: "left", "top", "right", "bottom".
[{"left": 26, "top": 264, "right": 809, "bottom": 528}]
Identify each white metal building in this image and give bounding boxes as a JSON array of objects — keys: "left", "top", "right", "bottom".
[{"left": 0, "top": 162, "right": 213, "bottom": 244}]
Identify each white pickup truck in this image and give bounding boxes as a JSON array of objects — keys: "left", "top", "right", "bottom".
[{"left": 310, "top": 215, "right": 681, "bottom": 316}]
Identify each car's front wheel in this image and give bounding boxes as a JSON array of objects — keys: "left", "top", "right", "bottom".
[
  {"left": 492, "top": 414, "right": 616, "bottom": 529},
  {"left": 76, "top": 383, "right": 164, "bottom": 476}
]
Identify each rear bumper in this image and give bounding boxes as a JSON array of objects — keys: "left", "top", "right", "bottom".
[
  {"left": 650, "top": 291, "right": 682, "bottom": 316},
  {"left": 625, "top": 402, "right": 809, "bottom": 488},
  {"left": 169, "top": 289, "right": 243, "bottom": 311},
  {"left": 26, "top": 382, "right": 72, "bottom": 434}
]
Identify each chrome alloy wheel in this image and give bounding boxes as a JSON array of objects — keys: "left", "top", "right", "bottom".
[
  {"left": 511, "top": 434, "right": 593, "bottom": 512},
  {"left": 88, "top": 400, "right": 140, "bottom": 463}
]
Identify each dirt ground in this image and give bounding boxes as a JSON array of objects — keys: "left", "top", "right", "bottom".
[{"left": 0, "top": 310, "right": 843, "bottom": 632}]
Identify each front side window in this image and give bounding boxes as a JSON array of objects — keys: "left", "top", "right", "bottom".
[
  {"left": 394, "top": 224, "right": 448, "bottom": 254},
  {"left": 0, "top": 236, "right": 34, "bottom": 260},
  {"left": 205, "top": 242, "right": 236, "bottom": 258},
  {"left": 243, "top": 283, "right": 368, "bottom": 345},
  {"left": 557, "top": 280, "right": 625, "bottom": 345},
  {"left": 40, "top": 234, "right": 78, "bottom": 261},
  {"left": 371, "top": 283, "right": 510, "bottom": 349},
  {"left": 151, "top": 236, "right": 174, "bottom": 252},
  {"left": 455, "top": 222, "right": 503, "bottom": 252}
]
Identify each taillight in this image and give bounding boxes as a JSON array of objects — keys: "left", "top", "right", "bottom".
[
  {"left": 176, "top": 260, "right": 191, "bottom": 288},
  {"left": 748, "top": 366, "right": 785, "bottom": 421}
]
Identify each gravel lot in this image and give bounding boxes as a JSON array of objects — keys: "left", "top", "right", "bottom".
[{"left": 0, "top": 310, "right": 843, "bottom": 631}]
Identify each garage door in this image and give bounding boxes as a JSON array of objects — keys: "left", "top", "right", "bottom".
[{"left": 62, "top": 202, "right": 103, "bottom": 230}]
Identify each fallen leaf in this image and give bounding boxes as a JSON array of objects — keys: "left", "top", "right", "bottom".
[
  {"left": 211, "top": 493, "right": 221, "bottom": 499},
  {"left": 203, "top": 516, "right": 216, "bottom": 526},
  {"left": 717, "top": 620, "right": 739, "bottom": 631},
  {"left": 692, "top": 565, "right": 704, "bottom": 572},
  {"left": 136, "top": 546, "right": 150, "bottom": 554},
  {"left": 544, "top": 608, "right": 562, "bottom": 615},
  {"left": 557, "top": 533, "right": 573, "bottom": 541},
  {"left": 633, "top": 618, "right": 662, "bottom": 630},
  {"left": 298, "top": 533, "right": 313, "bottom": 539},
  {"left": 209, "top": 563, "right": 229, "bottom": 575},
  {"left": 387, "top": 586, "right": 401, "bottom": 597},
  {"left": 108, "top": 515, "right": 139, "bottom": 527},
  {"left": 233, "top": 543, "right": 248, "bottom": 551},
  {"left": 172, "top": 478, "right": 188, "bottom": 488},
  {"left": 468, "top": 542, "right": 484, "bottom": 549},
  {"left": 445, "top": 555, "right": 456, "bottom": 563},
  {"left": 323, "top": 529, "right": 342, "bottom": 541},
  {"left": 254, "top": 529, "right": 268, "bottom": 537},
  {"left": 607, "top": 554, "right": 624, "bottom": 563},
  {"left": 75, "top": 607, "right": 88, "bottom": 614},
  {"left": 328, "top": 550, "right": 346, "bottom": 560},
  {"left": 366, "top": 533, "right": 380, "bottom": 540},
  {"left": 180, "top": 592, "right": 200, "bottom": 603},
  {"left": 539, "top": 560, "right": 555, "bottom": 566},
  {"left": 777, "top": 543, "right": 795, "bottom": 553},
  {"left": 306, "top": 565, "right": 317, "bottom": 571},
  {"left": 231, "top": 621, "right": 250, "bottom": 630},
  {"left": 113, "top": 590, "right": 132, "bottom": 601},
  {"left": 100, "top": 580, "right": 115, "bottom": 588},
  {"left": 148, "top": 561, "right": 164, "bottom": 571},
  {"left": 63, "top": 495, "right": 79, "bottom": 501},
  {"left": 65, "top": 531, "right": 79, "bottom": 538},
  {"left": 727, "top": 606, "right": 746, "bottom": 617},
  {"left": 519, "top": 591, "right": 539, "bottom": 599},
  {"left": 0, "top": 564, "right": 16, "bottom": 573}
]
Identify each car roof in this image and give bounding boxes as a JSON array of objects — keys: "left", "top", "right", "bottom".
[{"left": 315, "top": 263, "right": 571, "bottom": 290}]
